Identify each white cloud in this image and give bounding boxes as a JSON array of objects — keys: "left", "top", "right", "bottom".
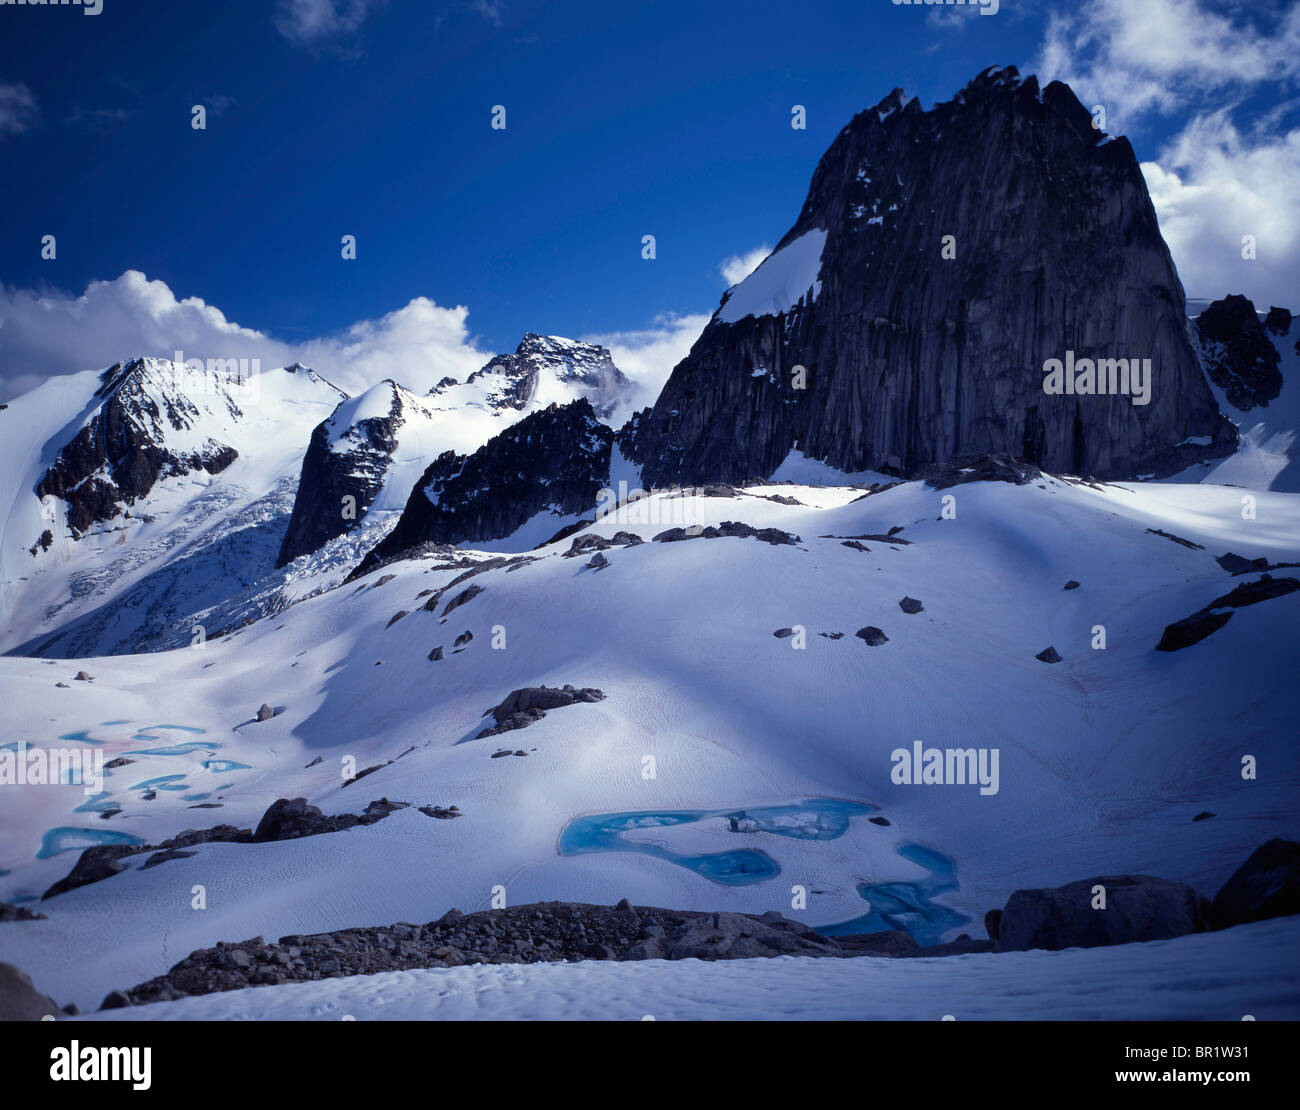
[
  {"left": 583, "top": 313, "right": 711, "bottom": 400},
  {"left": 1030, "top": 0, "right": 1300, "bottom": 310},
  {"left": 1142, "top": 115, "right": 1300, "bottom": 306},
  {"left": 0, "top": 271, "right": 492, "bottom": 402},
  {"left": 274, "top": 0, "right": 386, "bottom": 48},
  {"left": 720, "top": 245, "right": 771, "bottom": 288},
  {"left": 1033, "top": 0, "right": 1300, "bottom": 133},
  {"left": 0, "top": 82, "right": 38, "bottom": 137}
]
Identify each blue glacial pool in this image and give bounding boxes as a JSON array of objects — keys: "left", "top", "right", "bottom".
[
  {"left": 558, "top": 799, "right": 969, "bottom": 945},
  {"left": 37, "top": 826, "right": 144, "bottom": 859}
]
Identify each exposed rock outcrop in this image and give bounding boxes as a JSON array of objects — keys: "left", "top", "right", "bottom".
[
  {"left": 996, "top": 875, "right": 1210, "bottom": 951},
  {"left": 623, "top": 67, "right": 1235, "bottom": 487},
  {"left": 277, "top": 380, "right": 437, "bottom": 567},
  {"left": 352, "top": 399, "right": 614, "bottom": 577},
  {"left": 1195, "top": 294, "right": 1284, "bottom": 411}
]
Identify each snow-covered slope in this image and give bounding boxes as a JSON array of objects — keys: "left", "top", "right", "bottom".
[
  {"left": 0, "top": 335, "right": 640, "bottom": 659},
  {"left": 70, "top": 915, "right": 1300, "bottom": 1021},
  {"left": 0, "top": 361, "right": 346, "bottom": 658},
  {"left": 2, "top": 473, "right": 1296, "bottom": 1014},
  {"left": 1175, "top": 299, "right": 1299, "bottom": 492}
]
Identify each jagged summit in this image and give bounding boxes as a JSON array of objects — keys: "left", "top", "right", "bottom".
[
  {"left": 444, "top": 333, "right": 637, "bottom": 420},
  {"left": 628, "top": 67, "right": 1233, "bottom": 487}
]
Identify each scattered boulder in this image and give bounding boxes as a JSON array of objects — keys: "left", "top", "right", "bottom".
[
  {"left": 1156, "top": 610, "right": 1233, "bottom": 652},
  {"left": 854, "top": 626, "right": 888, "bottom": 646},
  {"left": 0, "top": 901, "right": 46, "bottom": 923},
  {"left": 74, "top": 671, "right": 92, "bottom": 682},
  {"left": 442, "top": 583, "right": 484, "bottom": 616},
  {"left": 255, "top": 704, "right": 276, "bottom": 722},
  {"left": 868, "top": 815, "right": 891, "bottom": 826},
  {"left": 899, "top": 596, "right": 923, "bottom": 614},
  {"left": 1192, "top": 811, "right": 1215, "bottom": 822},
  {"left": 651, "top": 520, "right": 800, "bottom": 546},
  {"left": 386, "top": 610, "right": 408, "bottom": 628},
  {"left": 418, "top": 805, "right": 462, "bottom": 820},
  {"left": 477, "top": 685, "right": 606, "bottom": 738},
  {"left": 772, "top": 627, "right": 797, "bottom": 639},
  {"left": 1064, "top": 580, "right": 1080, "bottom": 590},
  {"left": 1035, "top": 646, "right": 1062, "bottom": 663},
  {"left": 587, "top": 552, "right": 608, "bottom": 570},
  {"left": 1145, "top": 527, "right": 1204, "bottom": 550},
  {"left": 1210, "top": 839, "right": 1300, "bottom": 930},
  {"left": 454, "top": 631, "right": 473, "bottom": 648},
  {"left": 996, "top": 875, "right": 1210, "bottom": 952}
]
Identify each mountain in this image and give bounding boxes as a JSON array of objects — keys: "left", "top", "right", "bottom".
[
  {"left": 276, "top": 380, "right": 443, "bottom": 568},
  {"left": 1180, "top": 296, "right": 1300, "bottom": 492},
  {"left": 625, "top": 66, "right": 1236, "bottom": 488},
  {"left": 351, "top": 398, "right": 615, "bottom": 577},
  {"left": 0, "top": 360, "right": 346, "bottom": 658},
  {"left": 436, "top": 333, "right": 638, "bottom": 422},
  {"left": 0, "top": 334, "right": 638, "bottom": 657}
]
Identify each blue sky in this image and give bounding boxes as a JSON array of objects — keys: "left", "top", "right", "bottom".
[{"left": 0, "top": 0, "right": 1296, "bottom": 400}]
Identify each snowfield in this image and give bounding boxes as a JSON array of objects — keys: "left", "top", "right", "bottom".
[
  {"left": 70, "top": 915, "right": 1300, "bottom": 1021},
  {"left": 2, "top": 473, "right": 1297, "bottom": 1017}
]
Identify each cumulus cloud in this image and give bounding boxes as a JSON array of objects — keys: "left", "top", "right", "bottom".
[
  {"left": 1142, "top": 115, "right": 1300, "bottom": 306},
  {"left": 1031, "top": 0, "right": 1300, "bottom": 310},
  {"left": 0, "top": 82, "right": 39, "bottom": 137},
  {"left": 583, "top": 313, "right": 710, "bottom": 400},
  {"left": 273, "top": 0, "right": 386, "bottom": 48},
  {"left": 720, "top": 245, "right": 771, "bottom": 288},
  {"left": 0, "top": 271, "right": 492, "bottom": 403}
]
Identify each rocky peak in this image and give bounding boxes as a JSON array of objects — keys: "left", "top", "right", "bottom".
[
  {"left": 626, "top": 67, "right": 1235, "bottom": 487},
  {"left": 37, "top": 357, "right": 249, "bottom": 535},
  {"left": 277, "top": 380, "right": 436, "bottom": 567},
  {"left": 352, "top": 398, "right": 614, "bottom": 576},
  {"left": 1195, "top": 295, "right": 1285, "bottom": 411},
  {"left": 462, "top": 334, "right": 635, "bottom": 419}
]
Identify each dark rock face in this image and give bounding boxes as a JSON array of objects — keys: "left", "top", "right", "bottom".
[
  {"left": 1211, "top": 839, "right": 1300, "bottom": 930},
  {"left": 1195, "top": 295, "right": 1284, "bottom": 410},
  {"left": 625, "top": 67, "right": 1235, "bottom": 487},
  {"left": 477, "top": 685, "right": 605, "bottom": 738},
  {"left": 855, "top": 626, "right": 888, "bottom": 645},
  {"left": 353, "top": 399, "right": 613, "bottom": 578},
  {"left": 36, "top": 359, "right": 244, "bottom": 535},
  {"left": 0, "top": 962, "right": 64, "bottom": 1021},
  {"left": 1264, "top": 306, "right": 1293, "bottom": 336},
  {"left": 1156, "top": 575, "right": 1299, "bottom": 651},
  {"left": 1036, "top": 646, "right": 1062, "bottom": 663},
  {"left": 278, "top": 381, "right": 428, "bottom": 567},
  {"left": 997, "top": 875, "right": 1210, "bottom": 951}
]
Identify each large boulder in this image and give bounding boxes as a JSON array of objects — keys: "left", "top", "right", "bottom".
[
  {"left": 997, "top": 875, "right": 1210, "bottom": 951},
  {"left": 1211, "top": 839, "right": 1300, "bottom": 930},
  {"left": 0, "top": 963, "right": 64, "bottom": 1021}
]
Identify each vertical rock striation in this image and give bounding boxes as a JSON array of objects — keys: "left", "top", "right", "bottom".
[{"left": 628, "top": 66, "right": 1236, "bottom": 487}]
